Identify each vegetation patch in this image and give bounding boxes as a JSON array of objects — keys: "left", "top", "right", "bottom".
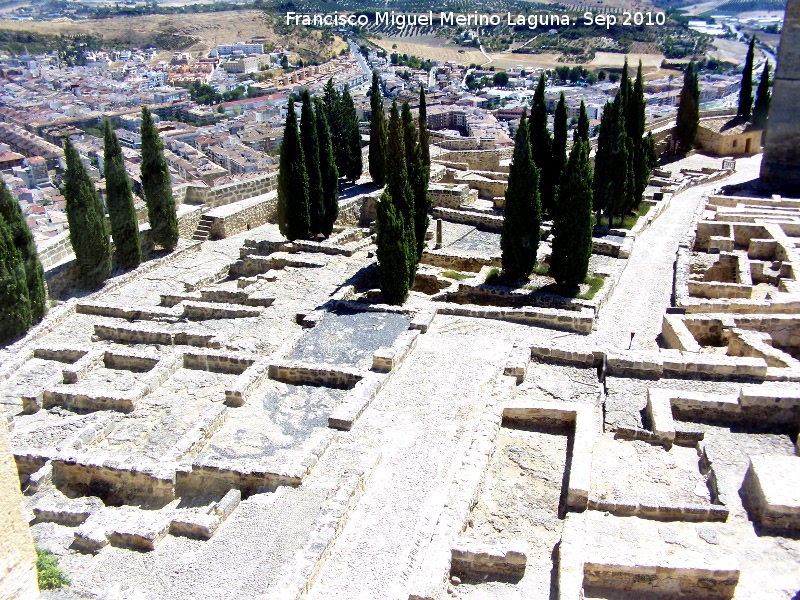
[
  {"left": 36, "top": 547, "right": 71, "bottom": 590},
  {"left": 441, "top": 270, "right": 470, "bottom": 281},
  {"left": 578, "top": 275, "right": 606, "bottom": 300}
]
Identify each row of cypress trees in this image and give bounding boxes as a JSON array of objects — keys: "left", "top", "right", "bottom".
[
  {"left": 737, "top": 37, "right": 772, "bottom": 130},
  {"left": 276, "top": 90, "right": 340, "bottom": 240},
  {"left": 0, "top": 178, "right": 47, "bottom": 343},
  {"left": 323, "top": 79, "right": 363, "bottom": 183},
  {"left": 675, "top": 39, "right": 772, "bottom": 152},
  {"left": 594, "top": 59, "right": 659, "bottom": 227},
  {"left": 62, "top": 105, "right": 178, "bottom": 291},
  {"left": 502, "top": 61, "right": 660, "bottom": 287},
  {"left": 373, "top": 83, "right": 432, "bottom": 304},
  {"left": 501, "top": 101, "right": 595, "bottom": 288}
]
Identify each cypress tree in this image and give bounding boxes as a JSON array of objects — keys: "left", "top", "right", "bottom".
[
  {"left": 341, "top": 86, "right": 363, "bottom": 183},
  {"left": 609, "top": 97, "right": 632, "bottom": 226},
  {"left": 419, "top": 86, "right": 431, "bottom": 176},
  {"left": 369, "top": 71, "right": 388, "bottom": 187},
  {"left": 63, "top": 137, "right": 111, "bottom": 288},
  {"left": 550, "top": 139, "right": 593, "bottom": 287},
  {"left": 276, "top": 96, "right": 310, "bottom": 241},
  {"left": 315, "top": 97, "right": 339, "bottom": 236},
  {"left": 529, "top": 73, "right": 554, "bottom": 216},
  {"left": 674, "top": 61, "right": 700, "bottom": 151},
  {"left": 630, "top": 61, "right": 649, "bottom": 211},
  {"left": 402, "top": 101, "right": 428, "bottom": 261},
  {"left": 645, "top": 131, "right": 658, "bottom": 173},
  {"left": 738, "top": 37, "right": 756, "bottom": 120},
  {"left": 0, "top": 178, "right": 45, "bottom": 323},
  {"left": 103, "top": 119, "right": 141, "bottom": 270},
  {"left": 752, "top": 62, "right": 771, "bottom": 131},
  {"left": 0, "top": 215, "right": 31, "bottom": 343},
  {"left": 140, "top": 106, "right": 178, "bottom": 251},
  {"left": 552, "top": 93, "right": 568, "bottom": 208},
  {"left": 387, "top": 100, "right": 416, "bottom": 287},
  {"left": 300, "top": 90, "right": 324, "bottom": 235},
  {"left": 593, "top": 102, "right": 614, "bottom": 221},
  {"left": 574, "top": 100, "right": 590, "bottom": 144},
  {"left": 375, "top": 189, "right": 409, "bottom": 305},
  {"left": 323, "top": 79, "right": 344, "bottom": 169},
  {"left": 501, "top": 110, "right": 541, "bottom": 281}
]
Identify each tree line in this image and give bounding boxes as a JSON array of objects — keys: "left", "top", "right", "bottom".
[
  {"left": 370, "top": 72, "right": 432, "bottom": 304},
  {"left": 1, "top": 105, "right": 179, "bottom": 344},
  {"left": 276, "top": 77, "right": 365, "bottom": 241},
  {"left": 503, "top": 61, "right": 658, "bottom": 288},
  {"left": 674, "top": 37, "right": 771, "bottom": 152}
]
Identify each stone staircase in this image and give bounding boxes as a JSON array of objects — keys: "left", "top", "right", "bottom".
[{"left": 192, "top": 214, "right": 214, "bottom": 242}]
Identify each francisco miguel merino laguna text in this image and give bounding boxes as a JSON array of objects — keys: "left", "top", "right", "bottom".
[{"left": 285, "top": 10, "right": 667, "bottom": 30}]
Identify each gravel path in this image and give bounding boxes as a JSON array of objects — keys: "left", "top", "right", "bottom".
[
  {"left": 590, "top": 154, "right": 764, "bottom": 352},
  {"left": 305, "top": 316, "right": 539, "bottom": 600}
]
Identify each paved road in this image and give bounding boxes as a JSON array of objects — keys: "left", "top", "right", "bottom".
[{"left": 590, "top": 153, "right": 764, "bottom": 352}]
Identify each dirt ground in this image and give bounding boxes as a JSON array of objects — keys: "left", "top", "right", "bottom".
[
  {"left": 0, "top": 11, "right": 347, "bottom": 57},
  {"left": 456, "top": 425, "right": 569, "bottom": 600},
  {"left": 374, "top": 36, "right": 670, "bottom": 71}
]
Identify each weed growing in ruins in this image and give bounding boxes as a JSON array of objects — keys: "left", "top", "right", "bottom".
[
  {"left": 577, "top": 275, "right": 605, "bottom": 300},
  {"left": 441, "top": 270, "right": 469, "bottom": 281},
  {"left": 36, "top": 547, "right": 71, "bottom": 590}
]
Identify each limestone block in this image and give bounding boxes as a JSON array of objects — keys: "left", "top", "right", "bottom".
[
  {"left": 33, "top": 495, "right": 102, "bottom": 526},
  {"left": 708, "top": 236, "right": 734, "bottom": 252},
  {"left": 108, "top": 514, "right": 171, "bottom": 550},
  {"left": 26, "top": 461, "right": 52, "bottom": 492},
  {"left": 225, "top": 359, "right": 270, "bottom": 407},
  {"left": 742, "top": 455, "right": 800, "bottom": 531},
  {"left": 61, "top": 349, "right": 105, "bottom": 384},
  {"left": 450, "top": 538, "right": 528, "bottom": 578},
  {"left": 503, "top": 344, "right": 530, "bottom": 384},
  {"left": 73, "top": 512, "right": 113, "bottom": 553},
  {"left": 214, "top": 488, "right": 241, "bottom": 520},
  {"left": 661, "top": 314, "right": 702, "bottom": 353},
  {"left": 739, "top": 386, "right": 800, "bottom": 409},
  {"left": 410, "top": 307, "right": 437, "bottom": 333},
  {"left": 646, "top": 389, "right": 676, "bottom": 443},
  {"left": 605, "top": 350, "right": 663, "bottom": 378},
  {"left": 170, "top": 512, "right": 222, "bottom": 539}
]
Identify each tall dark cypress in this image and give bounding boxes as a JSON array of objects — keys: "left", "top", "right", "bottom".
[
  {"left": 0, "top": 214, "right": 31, "bottom": 343},
  {"left": 593, "top": 102, "right": 614, "bottom": 220},
  {"left": 419, "top": 86, "right": 431, "bottom": 177},
  {"left": 375, "top": 189, "right": 409, "bottom": 305},
  {"left": 574, "top": 100, "right": 590, "bottom": 144},
  {"left": 630, "top": 61, "right": 649, "bottom": 210},
  {"left": 674, "top": 61, "right": 700, "bottom": 151},
  {"left": 369, "top": 71, "right": 388, "bottom": 187},
  {"left": 140, "top": 106, "right": 178, "bottom": 251},
  {"left": 752, "top": 62, "right": 771, "bottom": 131},
  {"left": 314, "top": 97, "right": 339, "bottom": 236},
  {"left": 0, "top": 178, "right": 45, "bottom": 323},
  {"left": 501, "top": 110, "right": 540, "bottom": 281},
  {"left": 300, "top": 90, "right": 324, "bottom": 235},
  {"left": 552, "top": 93, "right": 568, "bottom": 210},
  {"left": 276, "top": 96, "right": 310, "bottom": 241},
  {"left": 608, "top": 96, "right": 632, "bottom": 225},
  {"left": 63, "top": 137, "right": 111, "bottom": 288},
  {"left": 529, "top": 73, "right": 553, "bottom": 215},
  {"left": 738, "top": 37, "right": 756, "bottom": 120},
  {"left": 386, "top": 100, "right": 416, "bottom": 287},
  {"left": 342, "top": 87, "right": 363, "bottom": 183},
  {"left": 550, "top": 139, "right": 593, "bottom": 287},
  {"left": 402, "top": 101, "right": 428, "bottom": 261},
  {"left": 323, "top": 78, "right": 343, "bottom": 165},
  {"left": 103, "top": 119, "right": 141, "bottom": 270}
]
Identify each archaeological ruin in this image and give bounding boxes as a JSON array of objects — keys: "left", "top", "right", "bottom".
[
  {"left": 4, "top": 14, "right": 800, "bottom": 591},
  {"left": 1, "top": 136, "right": 798, "bottom": 600}
]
